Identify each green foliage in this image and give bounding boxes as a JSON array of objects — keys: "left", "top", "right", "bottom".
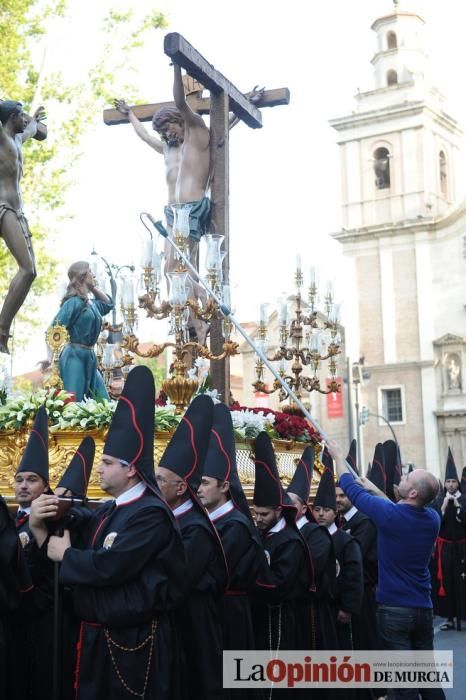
[
  {"left": 0, "top": 0, "right": 168, "bottom": 346},
  {"left": 134, "top": 356, "right": 167, "bottom": 393},
  {"left": 0, "top": 388, "right": 181, "bottom": 431}
]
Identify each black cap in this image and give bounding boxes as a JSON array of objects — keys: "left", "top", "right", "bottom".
[
  {"left": 444, "top": 447, "right": 459, "bottom": 484},
  {"left": 286, "top": 446, "right": 315, "bottom": 505},
  {"left": 368, "top": 443, "right": 386, "bottom": 493},
  {"left": 383, "top": 439, "right": 401, "bottom": 502},
  {"left": 159, "top": 394, "right": 214, "bottom": 490},
  {"left": 203, "top": 402, "right": 252, "bottom": 520},
  {"left": 56, "top": 437, "right": 95, "bottom": 497},
  {"left": 253, "top": 432, "right": 296, "bottom": 520},
  {"left": 253, "top": 432, "right": 285, "bottom": 508},
  {"left": 346, "top": 439, "right": 358, "bottom": 475},
  {"left": 103, "top": 366, "right": 157, "bottom": 491},
  {"left": 16, "top": 406, "right": 49, "bottom": 484},
  {"left": 313, "top": 446, "right": 336, "bottom": 510}
]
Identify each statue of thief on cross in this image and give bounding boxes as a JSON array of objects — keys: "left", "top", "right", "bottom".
[{"left": 0, "top": 100, "right": 46, "bottom": 354}]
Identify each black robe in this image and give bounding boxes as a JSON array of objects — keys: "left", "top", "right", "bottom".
[
  {"left": 6, "top": 512, "right": 55, "bottom": 700},
  {"left": 59, "top": 489, "right": 187, "bottom": 700},
  {"left": 432, "top": 496, "right": 466, "bottom": 624},
  {"left": 340, "top": 510, "right": 378, "bottom": 650},
  {"left": 341, "top": 511, "right": 378, "bottom": 700},
  {"left": 213, "top": 505, "right": 267, "bottom": 649},
  {"left": 174, "top": 502, "right": 227, "bottom": 700},
  {"left": 0, "top": 498, "right": 34, "bottom": 698},
  {"left": 253, "top": 522, "right": 311, "bottom": 651},
  {"left": 299, "top": 520, "right": 339, "bottom": 650},
  {"left": 331, "top": 528, "right": 364, "bottom": 649}
]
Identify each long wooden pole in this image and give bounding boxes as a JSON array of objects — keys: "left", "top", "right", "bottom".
[{"left": 151, "top": 221, "right": 358, "bottom": 477}]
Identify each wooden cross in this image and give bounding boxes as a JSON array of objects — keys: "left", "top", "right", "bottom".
[{"left": 103, "top": 33, "right": 290, "bottom": 402}]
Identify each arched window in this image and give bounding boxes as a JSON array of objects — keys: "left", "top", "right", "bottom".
[
  {"left": 387, "top": 31, "right": 397, "bottom": 50},
  {"left": 439, "top": 150, "right": 448, "bottom": 198},
  {"left": 374, "top": 147, "right": 391, "bottom": 189},
  {"left": 387, "top": 69, "right": 398, "bottom": 86}
]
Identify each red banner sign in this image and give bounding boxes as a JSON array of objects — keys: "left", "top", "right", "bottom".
[{"left": 326, "top": 378, "right": 343, "bottom": 418}]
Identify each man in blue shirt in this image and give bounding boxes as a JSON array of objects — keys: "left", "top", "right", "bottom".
[{"left": 327, "top": 439, "right": 445, "bottom": 700}]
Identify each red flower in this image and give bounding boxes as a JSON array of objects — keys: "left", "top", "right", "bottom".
[
  {"left": 155, "top": 390, "right": 168, "bottom": 407},
  {"left": 229, "top": 404, "right": 317, "bottom": 441}
]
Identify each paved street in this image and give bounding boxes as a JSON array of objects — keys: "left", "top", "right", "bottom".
[{"left": 434, "top": 620, "right": 466, "bottom": 700}]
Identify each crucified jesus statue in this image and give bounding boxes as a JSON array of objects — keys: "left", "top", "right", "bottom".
[
  {"left": 0, "top": 100, "right": 45, "bottom": 354},
  {"left": 114, "top": 65, "right": 263, "bottom": 344},
  {"left": 115, "top": 63, "right": 211, "bottom": 250},
  {"left": 115, "top": 64, "right": 211, "bottom": 343}
]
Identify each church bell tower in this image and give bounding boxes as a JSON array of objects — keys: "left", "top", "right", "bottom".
[
  {"left": 329, "top": 1, "right": 465, "bottom": 475},
  {"left": 330, "top": 1, "right": 462, "bottom": 230}
]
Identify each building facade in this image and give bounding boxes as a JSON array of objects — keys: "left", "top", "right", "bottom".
[{"left": 330, "top": 5, "right": 466, "bottom": 475}]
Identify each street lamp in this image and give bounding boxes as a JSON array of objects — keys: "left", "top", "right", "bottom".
[{"left": 360, "top": 406, "right": 399, "bottom": 447}]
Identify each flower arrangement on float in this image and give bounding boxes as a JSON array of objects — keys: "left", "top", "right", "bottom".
[{"left": 0, "top": 386, "right": 316, "bottom": 443}]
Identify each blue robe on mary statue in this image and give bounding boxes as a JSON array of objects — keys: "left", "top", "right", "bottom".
[{"left": 51, "top": 295, "right": 114, "bottom": 401}]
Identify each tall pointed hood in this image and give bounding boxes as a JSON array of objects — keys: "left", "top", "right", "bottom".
[
  {"left": 461, "top": 466, "right": 466, "bottom": 490},
  {"left": 253, "top": 432, "right": 296, "bottom": 522},
  {"left": 313, "top": 446, "right": 336, "bottom": 510},
  {"left": 158, "top": 394, "right": 214, "bottom": 490},
  {"left": 158, "top": 395, "right": 229, "bottom": 585},
  {"left": 16, "top": 406, "right": 49, "bottom": 485},
  {"left": 56, "top": 437, "right": 95, "bottom": 497},
  {"left": 383, "top": 439, "right": 401, "bottom": 502},
  {"left": 202, "top": 402, "right": 252, "bottom": 520},
  {"left": 444, "top": 447, "right": 459, "bottom": 484},
  {"left": 286, "top": 446, "right": 315, "bottom": 506},
  {"left": 103, "top": 366, "right": 157, "bottom": 491},
  {"left": 346, "top": 439, "right": 358, "bottom": 476},
  {"left": 368, "top": 443, "right": 386, "bottom": 493}
]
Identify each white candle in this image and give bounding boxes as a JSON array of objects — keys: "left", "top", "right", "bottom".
[
  {"left": 122, "top": 278, "right": 135, "bottom": 306},
  {"left": 279, "top": 301, "right": 288, "bottom": 325},
  {"left": 102, "top": 343, "right": 115, "bottom": 367},
  {"left": 296, "top": 254, "right": 302, "bottom": 272},
  {"left": 141, "top": 239, "right": 153, "bottom": 267},
  {"left": 152, "top": 250, "right": 162, "bottom": 274},
  {"left": 259, "top": 303, "right": 268, "bottom": 324},
  {"left": 310, "top": 332, "right": 320, "bottom": 352},
  {"left": 309, "top": 266, "right": 316, "bottom": 286},
  {"left": 222, "top": 284, "right": 231, "bottom": 308}
]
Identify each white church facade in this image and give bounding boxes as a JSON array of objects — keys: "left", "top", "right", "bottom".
[{"left": 330, "top": 5, "right": 466, "bottom": 476}]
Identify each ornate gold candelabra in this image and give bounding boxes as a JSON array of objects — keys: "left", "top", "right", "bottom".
[
  {"left": 252, "top": 263, "right": 341, "bottom": 413},
  {"left": 121, "top": 218, "right": 238, "bottom": 412},
  {"left": 44, "top": 324, "right": 69, "bottom": 391}
]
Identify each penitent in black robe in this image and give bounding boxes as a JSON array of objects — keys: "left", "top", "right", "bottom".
[
  {"left": 174, "top": 502, "right": 227, "bottom": 700},
  {"left": 300, "top": 520, "right": 339, "bottom": 650},
  {"left": 253, "top": 522, "right": 310, "bottom": 652},
  {"left": 59, "top": 489, "right": 187, "bottom": 700},
  {"left": 212, "top": 505, "right": 267, "bottom": 650},
  {"left": 432, "top": 496, "right": 466, "bottom": 624},
  {"left": 0, "top": 497, "right": 34, "bottom": 699},
  {"left": 341, "top": 510, "right": 378, "bottom": 651},
  {"left": 331, "top": 528, "right": 364, "bottom": 649},
  {"left": 341, "top": 511, "right": 379, "bottom": 700},
  {"left": 7, "top": 512, "right": 55, "bottom": 700}
]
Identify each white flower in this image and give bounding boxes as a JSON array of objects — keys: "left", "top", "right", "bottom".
[
  {"left": 202, "top": 388, "right": 221, "bottom": 404},
  {"left": 194, "top": 357, "right": 209, "bottom": 370}
]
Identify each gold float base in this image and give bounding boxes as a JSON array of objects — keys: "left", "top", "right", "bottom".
[{"left": 0, "top": 429, "right": 322, "bottom": 501}]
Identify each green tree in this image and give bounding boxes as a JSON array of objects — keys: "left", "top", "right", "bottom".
[{"left": 0, "top": 0, "right": 168, "bottom": 347}]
